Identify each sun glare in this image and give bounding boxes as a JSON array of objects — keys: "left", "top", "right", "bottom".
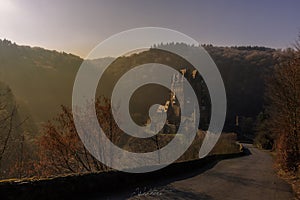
[{"left": 0, "top": 0, "right": 15, "bottom": 13}]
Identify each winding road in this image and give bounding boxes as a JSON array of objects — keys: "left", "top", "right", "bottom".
[{"left": 123, "top": 144, "right": 293, "bottom": 200}]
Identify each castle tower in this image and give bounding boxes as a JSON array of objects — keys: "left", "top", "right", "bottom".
[
  {"left": 160, "top": 68, "right": 201, "bottom": 133},
  {"left": 171, "top": 69, "right": 185, "bottom": 112}
]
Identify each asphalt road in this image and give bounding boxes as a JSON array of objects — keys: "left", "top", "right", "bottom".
[{"left": 124, "top": 144, "right": 293, "bottom": 200}]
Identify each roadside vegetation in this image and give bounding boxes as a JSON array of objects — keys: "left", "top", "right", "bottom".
[{"left": 254, "top": 35, "right": 300, "bottom": 198}]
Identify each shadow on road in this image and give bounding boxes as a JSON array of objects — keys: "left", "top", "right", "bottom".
[
  {"left": 242, "top": 146, "right": 252, "bottom": 156},
  {"left": 99, "top": 149, "right": 252, "bottom": 199}
]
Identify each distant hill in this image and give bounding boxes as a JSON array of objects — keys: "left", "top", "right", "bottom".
[
  {"left": 0, "top": 39, "right": 284, "bottom": 134},
  {"left": 0, "top": 39, "right": 83, "bottom": 128}
]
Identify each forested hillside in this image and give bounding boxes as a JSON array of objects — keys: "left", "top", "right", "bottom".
[
  {"left": 0, "top": 39, "right": 285, "bottom": 132},
  {"left": 0, "top": 39, "right": 82, "bottom": 126}
]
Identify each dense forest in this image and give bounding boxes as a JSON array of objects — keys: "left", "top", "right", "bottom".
[{"left": 0, "top": 39, "right": 294, "bottom": 178}]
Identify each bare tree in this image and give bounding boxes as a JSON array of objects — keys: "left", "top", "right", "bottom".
[
  {"left": 0, "top": 83, "right": 33, "bottom": 179},
  {"left": 36, "top": 96, "right": 121, "bottom": 176},
  {"left": 0, "top": 104, "right": 16, "bottom": 168},
  {"left": 294, "top": 33, "right": 300, "bottom": 52},
  {"left": 0, "top": 86, "right": 21, "bottom": 171}
]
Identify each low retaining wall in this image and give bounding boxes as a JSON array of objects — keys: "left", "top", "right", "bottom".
[{"left": 0, "top": 152, "right": 245, "bottom": 199}]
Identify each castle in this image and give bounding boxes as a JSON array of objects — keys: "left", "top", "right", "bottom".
[{"left": 152, "top": 68, "right": 206, "bottom": 134}]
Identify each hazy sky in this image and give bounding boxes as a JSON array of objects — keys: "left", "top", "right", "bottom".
[{"left": 1, "top": 0, "right": 299, "bottom": 58}]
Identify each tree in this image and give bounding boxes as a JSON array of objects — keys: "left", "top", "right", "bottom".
[
  {"left": 35, "top": 96, "right": 121, "bottom": 177},
  {"left": 294, "top": 33, "right": 300, "bottom": 52},
  {"left": 0, "top": 102, "right": 16, "bottom": 168},
  {"left": 254, "top": 112, "right": 274, "bottom": 150},
  {"left": 0, "top": 84, "right": 32, "bottom": 179},
  {"left": 0, "top": 85, "right": 19, "bottom": 174}
]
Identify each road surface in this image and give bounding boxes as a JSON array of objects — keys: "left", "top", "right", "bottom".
[{"left": 123, "top": 144, "right": 293, "bottom": 200}]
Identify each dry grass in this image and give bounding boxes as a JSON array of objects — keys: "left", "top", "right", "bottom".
[
  {"left": 210, "top": 132, "right": 240, "bottom": 155},
  {"left": 122, "top": 131, "right": 240, "bottom": 163}
]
